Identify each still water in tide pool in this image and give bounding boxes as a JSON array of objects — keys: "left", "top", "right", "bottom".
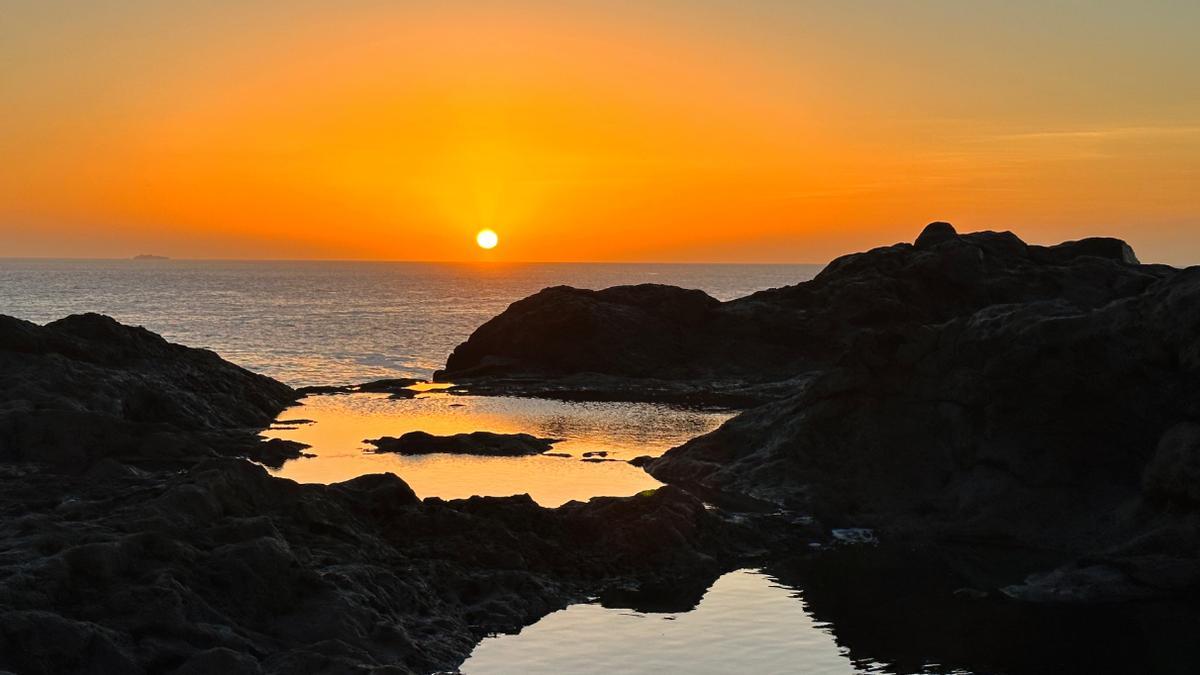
[
  {"left": 462, "top": 569, "right": 944, "bottom": 675},
  {"left": 264, "top": 390, "right": 734, "bottom": 506}
]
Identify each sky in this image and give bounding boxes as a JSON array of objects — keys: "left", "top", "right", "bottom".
[{"left": 2, "top": 1, "right": 1198, "bottom": 264}]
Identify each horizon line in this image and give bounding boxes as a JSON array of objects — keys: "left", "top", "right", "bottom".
[{"left": 0, "top": 255, "right": 829, "bottom": 266}]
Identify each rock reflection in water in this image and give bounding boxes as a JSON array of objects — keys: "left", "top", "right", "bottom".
[
  {"left": 465, "top": 549, "right": 1200, "bottom": 675},
  {"left": 463, "top": 569, "right": 858, "bottom": 675},
  {"left": 263, "top": 391, "right": 732, "bottom": 506},
  {"left": 772, "top": 546, "right": 1200, "bottom": 675}
]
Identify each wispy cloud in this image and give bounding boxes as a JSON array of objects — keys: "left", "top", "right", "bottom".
[{"left": 985, "top": 125, "right": 1200, "bottom": 143}]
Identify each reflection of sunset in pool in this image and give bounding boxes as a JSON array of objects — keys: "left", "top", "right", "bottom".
[{"left": 264, "top": 391, "right": 733, "bottom": 507}]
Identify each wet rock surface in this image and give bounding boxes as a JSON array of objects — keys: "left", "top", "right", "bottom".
[{"left": 365, "top": 431, "right": 561, "bottom": 457}]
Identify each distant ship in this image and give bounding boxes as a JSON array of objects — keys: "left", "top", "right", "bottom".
[{"left": 133, "top": 254, "right": 170, "bottom": 260}]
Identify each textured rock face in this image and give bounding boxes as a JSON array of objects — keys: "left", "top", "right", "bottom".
[
  {"left": 438, "top": 224, "right": 1167, "bottom": 390},
  {"left": 435, "top": 222, "right": 1200, "bottom": 601},
  {"left": 648, "top": 265, "right": 1200, "bottom": 600},
  {"left": 0, "top": 459, "right": 740, "bottom": 675},
  {"left": 0, "top": 314, "right": 757, "bottom": 674},
  {"left": 441, "top": 284, "right": 722, "bottom": 380},
  {"left": 0, "top": 313, "right": 296, "bottom": 467}
]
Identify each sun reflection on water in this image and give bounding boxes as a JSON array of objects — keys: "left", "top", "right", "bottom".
[{"left": 264, "top": 391, "right": 732, "bottom": 507}]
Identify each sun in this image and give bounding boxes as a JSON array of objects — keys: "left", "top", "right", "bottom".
[{"left": 475, "top": 229, "right": 499, "bottom": 250}]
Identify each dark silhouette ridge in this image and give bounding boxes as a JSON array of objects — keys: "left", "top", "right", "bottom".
[{"left": 436, "top": 222, "right": 1167, "bottom": 404}]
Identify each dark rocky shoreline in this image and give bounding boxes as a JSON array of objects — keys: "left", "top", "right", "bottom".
[
  {"left": 2, "top": 222, "right": 1198, "bottom": 673},
  {"left": 445, "top": 222, "right": 1200, "bottom": 605},
  {"left": 0, "top": 314, "right": 775, "bottom": 674}
]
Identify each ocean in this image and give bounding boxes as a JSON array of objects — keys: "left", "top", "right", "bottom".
[{"left": 0, "top": 258, "right": 821, "bottom": 386}]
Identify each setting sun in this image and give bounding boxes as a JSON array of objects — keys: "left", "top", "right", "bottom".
[{"left": 476, "top": 229, "right": 499, "bottom": 250}]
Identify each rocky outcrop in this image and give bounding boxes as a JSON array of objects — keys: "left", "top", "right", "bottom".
[
  {"left": 435, "top": 222, "right": 1200, "bottom": 602},
  {"left": 0, "top": 313, "right": 296, "bottom": 468},
  {"left": 437, "top": 223, "right": 1168, "bottom": 403},
  {"left": 647, "top": 248, "right": 1200, "bottom": 601},
  {"left": 366, "top": 431, "right": 561, "bottom": 456},
  {"left": 0, "top": 314, "right": 766, "bottom": 673},
  {"left": 0, "top": 458, "right": 745, "bottom": 674}
]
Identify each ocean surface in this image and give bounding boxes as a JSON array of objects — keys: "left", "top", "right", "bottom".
[{"left": 0, "top": 258, "right": 820, "bottom": 386}]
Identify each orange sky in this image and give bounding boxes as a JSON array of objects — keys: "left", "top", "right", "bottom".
[{"left": 3, "top": 1, "right": 1198, "bottom": 264}]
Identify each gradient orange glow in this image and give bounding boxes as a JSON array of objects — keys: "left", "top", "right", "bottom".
[{"left": 3, "top": 2, "right": 1198, "bottom": 263}]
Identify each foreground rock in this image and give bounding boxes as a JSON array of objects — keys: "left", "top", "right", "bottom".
[
  {"left": 0, "top": 313, "right": 296, "bottom": 468},
  {"left": 0, "top": 315, "right": 766, "bottom": 674},
  {"left": 366, "top": 431, "right": 561, "bottom": 456},
  {"left": 646, "top": 229, "right": 1200, "bottom": 602},
  {"left": 0, "top": 458, "right": 748, "bottom": 674}
]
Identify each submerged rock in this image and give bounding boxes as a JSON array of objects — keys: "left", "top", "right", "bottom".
[
  {"left": 297, "top": 378, "right": 424, "bottom": 398},
  {"left": 365, "top": 431, "right": 562, "bottom": 456}
]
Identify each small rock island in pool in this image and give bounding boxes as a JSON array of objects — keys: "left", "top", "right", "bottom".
[{"left": 365, "top": 430, "right": 562, "bottom": 456}]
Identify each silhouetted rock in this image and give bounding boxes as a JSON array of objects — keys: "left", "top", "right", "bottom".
[
  {"left": 648, "top": 262, "right": 1200, "bottom": 601},
  {"left": 244, "top": 438, "right": 313, "bottom": 469},
  {"left": 439, "top": 222, "right": 1199, "bottom": 602},
  {"left": 296, "top": 378, "right": 423, "bottom": 398},
  {"left": 366, "top": 431, "right": 561, "bottom": 456},
  {"left": 913, "top": 220, "right": 958, "bottom": 248},
  {"left": 437, "top": 224, "right": 1165, "bottom": 404},
  {"left": 356, "top": 378, "right": 424, "bottom": 393},
  {"left": 438, "top": 284, "right": 721, "bottom": 382},
  {"left": 0, "top": 313, "right": 296, "bottom": 468}
]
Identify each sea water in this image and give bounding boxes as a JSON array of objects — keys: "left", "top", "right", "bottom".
[{"left": 0, "top": 258, "right": 818, "bottom": 385}]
